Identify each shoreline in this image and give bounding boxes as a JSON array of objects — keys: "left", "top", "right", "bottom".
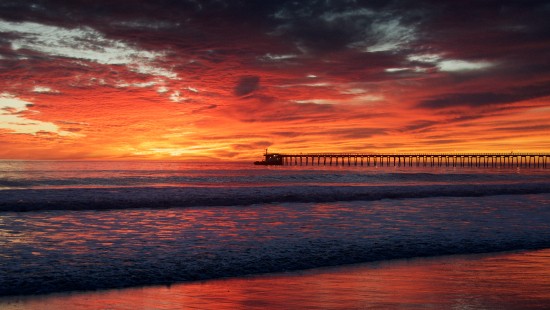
[{"left": 2, "top": 249, "right": 550, "bottom": 309}]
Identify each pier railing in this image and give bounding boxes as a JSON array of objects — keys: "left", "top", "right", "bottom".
[{"left": 258, "top": 153, "right": 550, "bottom": 168}]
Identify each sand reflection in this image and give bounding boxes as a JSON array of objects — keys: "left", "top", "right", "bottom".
[{"left": 2, "top": 249, "right": 550, "bottom": 309}]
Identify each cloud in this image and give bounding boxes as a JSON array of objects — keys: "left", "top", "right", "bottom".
[
  {"left": 340, "top": 88, "right": 367, "bottom": 95},
  {"left": 406, "top": 54, "right": 494, "bottom": 72},
  {"left": 293, "top": 99, "right": 337, "bottom": 105},
  {"left": 157, "top": 86, "right": 169, "bottom": 93},
  {"left": 0, "top": 93, "right": 78, "bottom": 136},
  {"left": 437, "top": 60, "right": 494, "bottom": 72},
  {"left": 351, "top": 17, "right": 418, "bottom": 53},
  {"left": 330, "top": 127, "right": 388, "bottom": 139},
  {"left": 259, "top": 53, "right": 298, "bottom": 61},
  {"left": 294, "top": 94, "right": 383, "bottom": 105},
  {"left": 407, "top": 54, "right": 441, "bottom": 63},
  {"left": 385, "top": 68, "right": 409, "bottom": 73},
  {"left": 184, "top": 86, "right": 199, "bottom": 93},
  {"left": 169, "top": 90, "right": 188, "bottom": 103},
  {"left": 0, "top": 19, "right": 177, "bottom": 79},
  {"left": 278, "top": 82, "right": 331, "bottom": 88},
  {"left": 271, "top": 3, "right": 420, "bottom": 54},
  {"left": 418, "top": 83, "right": 550, "bottom": 109},
  {"left": 115, "top": 80, "right": 158, "bottom": 88},
  {"left": 32, "top": 86, "right": 59, "bottom": 93},
  {"left": 493, "top": 124, "right": 550, "bottom": 133},
  {"left": 111, "top": 20, "right": 180, "bottom": 30},
  {"left": 398, "top": 120, "right": 439, "bottom": 133},
  {"left": 234, "top": 76, "right": 260, "bottom": 96}
]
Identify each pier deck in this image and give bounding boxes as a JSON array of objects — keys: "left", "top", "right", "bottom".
[{"left": 256, "top": 152, "right": 550, "bottom": 168}]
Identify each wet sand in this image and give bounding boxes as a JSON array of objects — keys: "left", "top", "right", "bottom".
[{"left": 2, "top": 249, "right": 550, "bottom": 309}]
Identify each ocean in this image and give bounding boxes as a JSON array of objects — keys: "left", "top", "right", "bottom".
[{"left": 1, "top": 160, "right": 550, "bottom": 303}]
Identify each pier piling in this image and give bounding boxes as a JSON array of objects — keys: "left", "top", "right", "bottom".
[{"left": 255, "top": 152, "right": 550, "bottom": 168}]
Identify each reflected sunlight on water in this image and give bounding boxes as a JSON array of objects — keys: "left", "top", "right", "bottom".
[
  {"left": 2, "top": 249, "right": 550, "bottom": 309},
  {"left": 1, "top": 160, "right": 548, "bottom": 190},
  {"left": 1, "top": 194, "right": 550, "bottom": 298}
]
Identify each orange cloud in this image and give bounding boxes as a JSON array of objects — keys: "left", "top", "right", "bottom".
[{"left": 1, "top": 1, "right": 549, "bottom": 160}]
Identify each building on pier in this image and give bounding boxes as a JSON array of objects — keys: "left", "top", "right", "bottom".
[{"left": 253, "top": 149, "right": 283, "bottom": 165}]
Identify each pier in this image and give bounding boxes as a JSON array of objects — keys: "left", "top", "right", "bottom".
[{"left": 255, "top": 152, "right": 550, "bottom": 168}]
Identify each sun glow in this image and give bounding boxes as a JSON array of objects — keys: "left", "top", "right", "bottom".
[{"left": 0, "top": 2, "right": 549, "bottom": 160}]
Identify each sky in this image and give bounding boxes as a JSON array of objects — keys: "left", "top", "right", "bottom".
[{"left": 0, "top": 0, "right": 549, "bottom": 160}]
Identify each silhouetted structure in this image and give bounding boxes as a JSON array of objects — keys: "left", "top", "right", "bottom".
[
  {"left": 254, "top": 153, "right": 283, "bottom": 165},
  {"left": 255, "top": 152, "right": 549, "bottom": 168}
]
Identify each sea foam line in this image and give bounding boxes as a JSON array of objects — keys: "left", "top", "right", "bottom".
[{"left": 1, "top": 182, "right": 549, "bottom": 212}]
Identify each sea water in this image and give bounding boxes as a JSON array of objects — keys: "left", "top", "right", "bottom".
[{"left": 0, "top": 161, "right": 549, "bottom": 297}]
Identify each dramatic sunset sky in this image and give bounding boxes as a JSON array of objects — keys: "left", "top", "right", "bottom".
[{"left": 1, "top": 0, "right": 549, "bottom": 160}]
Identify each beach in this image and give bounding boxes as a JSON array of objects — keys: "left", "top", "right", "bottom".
[{"left": 2, "top": 249, "right": 550, "bottom": 309}]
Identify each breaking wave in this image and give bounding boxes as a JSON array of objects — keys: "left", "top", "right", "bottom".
[
  {"left": 1, "top": 182, "right": 550, "bottom": 212},
  {"left": 1, "top": 194, "right": 550, "bottom": 296}
]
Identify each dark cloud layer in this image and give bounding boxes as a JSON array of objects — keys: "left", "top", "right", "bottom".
[
  {"left": 2, "top": 0, "right": 548, "bottom": 61},
  {"left": 234, "top": 76, "right": 260, "bottom": 97},
  {"left": 419, "top": 83, "right": 550, "bottom": 109}
]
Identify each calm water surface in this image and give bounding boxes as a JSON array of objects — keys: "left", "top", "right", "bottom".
[{"left": 1, "top": 160, "right": 549, "bottom": 189}]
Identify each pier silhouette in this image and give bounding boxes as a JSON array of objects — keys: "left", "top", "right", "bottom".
[{"left": 255, "top": 151, "right": 549, "bottom": 168}]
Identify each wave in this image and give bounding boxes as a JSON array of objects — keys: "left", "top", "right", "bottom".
[
  {"left": 0, "top": 195, "right": 550, "bottom": 296},
  {"left": 2, "top": 170, "right": 549, "bottom": 189},
  {"left": 1, "top": 182, "right": 550, "bottom": 212},
  {"left": 4, "top": 243, "right": 550, "bottom": 297},
  {"left": 1, "top": 193, "right": 549, "bottom": 296}
]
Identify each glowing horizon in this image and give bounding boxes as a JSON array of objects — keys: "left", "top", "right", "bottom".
[{"left": 1, "top": 1, "right": 549, "bottom": 161}]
